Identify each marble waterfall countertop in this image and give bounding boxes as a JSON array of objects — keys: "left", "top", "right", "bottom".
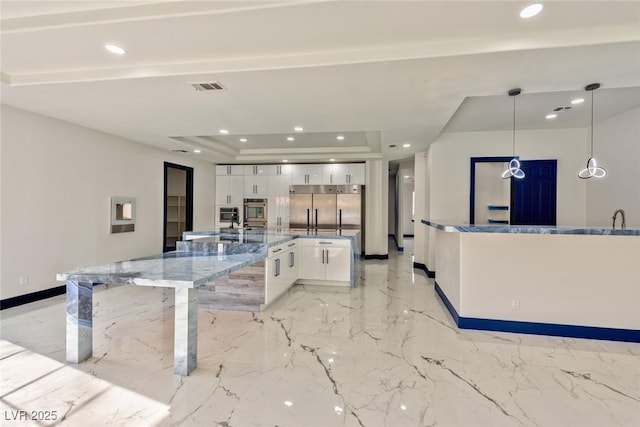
[
  {"left": 421, "top": 219, "right": 640, "bottom": 236},
  {"left": 57, "top": 229, "right": 361, "bottom": 288}
]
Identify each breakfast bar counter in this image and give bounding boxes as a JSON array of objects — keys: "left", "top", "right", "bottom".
[{"left": 421, "top": 220, "right": 640, "bottom": 342}]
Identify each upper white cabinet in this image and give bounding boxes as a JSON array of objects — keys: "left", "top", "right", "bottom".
[
  {"left": 216, "top": 165, "right": 244, "bottom": 176},
  {"left": 323, "top": 163, "right": 365, "bottom": 185},
  {"left": 346, "top": 163, "right": 365, "bottom": 185},
  {"left": 243, "top": 165, "right": 270, "bottom": 176},
  {"left": 216, "top": 175, "right": 244, "bottom": 206},
  {"left": 267, "top": 174, "right": 292, "bottom": 228},
  {"left": 244, "top": 175, "right": 268, "bottom": 197},
  {"left": 291, "top": 164, "right": 323, "bottom": 185}
]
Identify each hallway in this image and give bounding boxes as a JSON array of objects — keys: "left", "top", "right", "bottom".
[{"left": 1, "top": 239, "right": 639, "bottom": 426}]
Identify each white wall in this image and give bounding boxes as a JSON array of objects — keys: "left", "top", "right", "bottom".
[
  {"left": 429, "top": 128, "right": 589, "bottom": 226},
  {"left": 365, "top": 159, "right": 389, "bottom": 256},
  {"left": 388, "top": 174, "right": 396, "bottom": 236},
  {"left": 586, "top": 107, "right": 640, "bottom": 228},
  {"left": 0, "top": 105, "right": 216, "bottom": 300},
  {"left": 413, "top": 153, "right": 428, "bottom": 266},
  {"left": 398, "top": 161, "right": 415, "bottom": 236}
]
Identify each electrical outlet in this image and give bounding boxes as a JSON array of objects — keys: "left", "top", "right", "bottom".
[
  {"left": 19, "top": 275, "right": 29, "bottom": 286},
  {"left": 511, "top": 298, "right": 520, "bottom": 310}
]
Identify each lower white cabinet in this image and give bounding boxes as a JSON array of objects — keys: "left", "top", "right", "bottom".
[
  {"left": 297, "top": 239, "right": 351, "bottom": 283},
  {"left": 265, "top": 241, "right": 298, "bottom": 305}
]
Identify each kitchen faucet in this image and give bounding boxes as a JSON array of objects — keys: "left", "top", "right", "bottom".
[
  {"left": 230, "top": 213, "right": 241, "bottom": 229},
  {"left": 612, "top": 209, "right": 626, "bottom": 230}
]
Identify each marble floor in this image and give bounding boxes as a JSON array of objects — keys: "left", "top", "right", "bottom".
[{"left": 1, "top": 239, "right": 639, "bottom": 426}]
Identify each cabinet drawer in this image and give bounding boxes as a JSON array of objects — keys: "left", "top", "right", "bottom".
[
  {"left": 268, "top": 239, "right": 297, "bottom": 257},
  {"left": 298, "top": 238, "right": 351, "bottom": 248}
]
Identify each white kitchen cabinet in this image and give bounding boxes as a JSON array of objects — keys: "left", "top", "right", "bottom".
[
  {"left": 267, "top": 174, "right": 291, "bottom": 228},
  {"left": 321, "top": 163, "right": 365, "bottom": 185},
  {"left": 265, "top": 240, "right": 298, "bottom": 306},
  {"left": 216, "top": 175, "right": 244, "bottom": 205},
  {"left": 297, "top": 239, "right": 351, "bottom": 283},
  {"left": 243, "top": 165, "right": 269, "bottom": 176},
  {"left": 216, "top": 165, "right": 244, "bottom": 176},
  {"left": 243, "top": 175, "right": 268, "bottom": 197},
  {"left": 291, "top": 164, "right": 323, "bottom": 185},
  {"left": 346, "top": 163, "right": 365, "bottom": 185}
]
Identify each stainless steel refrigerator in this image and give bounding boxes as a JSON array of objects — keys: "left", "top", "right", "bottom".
[{"left": 289, "top": 184, "right": 363, "bottom": 231}]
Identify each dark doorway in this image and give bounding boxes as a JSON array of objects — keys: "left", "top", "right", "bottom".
[
  {"left": 164, "top": 162, "right": 194, "bottom": 252},
  {"left": 511, "top": 160, "right": 557, "bottom": 226}
]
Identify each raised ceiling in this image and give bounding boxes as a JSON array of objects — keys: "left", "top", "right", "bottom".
[{"left": 1, "top": 1, "right": 639, "bottom": 163}]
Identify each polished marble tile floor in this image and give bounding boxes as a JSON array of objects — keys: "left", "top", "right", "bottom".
[{"left": 1, "top": 239, "right": 639, "bottom": 426}]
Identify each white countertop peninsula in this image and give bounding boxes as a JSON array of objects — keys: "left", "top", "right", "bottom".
[{"left": 421, "top": 220, "right": 640, "bottom": 343}]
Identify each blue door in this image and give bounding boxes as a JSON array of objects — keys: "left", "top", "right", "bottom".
[{"left": 511, "top": 160, "right": 557, "bottom": 226}]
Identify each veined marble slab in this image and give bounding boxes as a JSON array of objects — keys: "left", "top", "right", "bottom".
[
  {"left": 422, "top": 219, "right": 640, "bottom": 236},
  {"left": 57, "top": 251, "right": 267, "bottom": 289}
]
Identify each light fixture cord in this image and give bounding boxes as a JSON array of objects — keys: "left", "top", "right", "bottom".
[
  {"left": 512, "top": 94, "right": 516, "bottom": 156},
  {"left": 590, "top": 89, "right": 594, "bottom": 157}
]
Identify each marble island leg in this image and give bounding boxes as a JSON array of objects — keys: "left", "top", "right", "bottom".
[
  {"left": 174, "top": 287, "right": 198, "bottom": 375},
  {"left": 66, "top": 280, "right": 93, "bottom": 364}
]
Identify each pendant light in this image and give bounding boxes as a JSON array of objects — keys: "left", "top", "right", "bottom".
[
  {"left": 578, "top": 83, "right": 607, "bottom": 179},
  {"left": 502, "top": 88, "right": 525, "bottom": 179}
]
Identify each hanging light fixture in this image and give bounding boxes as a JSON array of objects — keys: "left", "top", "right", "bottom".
[
  {"left": 502, "top": 88, "right": 525, "bottom": 179},
  {"left": 578, "top": 83, "right": 607, "bottom": 179}
]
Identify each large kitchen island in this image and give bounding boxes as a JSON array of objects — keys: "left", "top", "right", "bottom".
[
  {"left": 422, "top": 220, "right": 640, "bottom": 343},
  {"left": 58, "top": 229, "right": 361, "bottom": 375}
]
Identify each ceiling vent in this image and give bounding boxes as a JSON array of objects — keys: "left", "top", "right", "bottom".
[
  {"left": 172, "top": 149, "right": 188, "bottom": 153},
  {"left": 191, "top": 82, "right": 225, "bottom": 91},
  {"left": 553, "top": 106, "right": 572, "bottom": 112}
]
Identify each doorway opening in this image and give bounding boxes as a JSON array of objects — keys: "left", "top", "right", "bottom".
[
  {"left": 164, "top": 162, "right": 194, "bottom": 252},
  {"left": 470, "top": 157, "right": 557, "bottom": 226}
]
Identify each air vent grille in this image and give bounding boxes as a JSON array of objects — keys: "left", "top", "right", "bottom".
[
  {"left": 172, "top": 149, "right": 188, "bottom": 153},
  {"left": 553, "top": 106, "right": 572, "bottom": 112},
  {"left": 191, "top": 82, "right": 225, "bottom": 91}
]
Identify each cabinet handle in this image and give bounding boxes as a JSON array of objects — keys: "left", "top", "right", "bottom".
[
  {"left": 289, "top": 252, "right": 294, "bottom": 268},
  {"left": 227, "top": 166, "right": 231, "bottom": 175},
  {"left": 326, "top": 249, "right": 329, "bottom": 264},
  {"left": 275, "top": 259, "right": 280, "bottom": 277},
  {"left": 273, "top": 248, "right": 282, "bottom": 253},
  {"left": 321, "top": 249, "right": 325, "bottom": 264},
  {"left": 330, "top": 174, "right": 333, "bottom": 184},
  {"left": 318, "top": 241, "right": 333, "bottom": 244},
  {"left": 287, "top": 242, "right": 295, "bottom": 247}
]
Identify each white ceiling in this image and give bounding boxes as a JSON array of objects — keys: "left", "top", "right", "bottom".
[{"left": 1, "top": 1, "right": 639, "bottom": 164}]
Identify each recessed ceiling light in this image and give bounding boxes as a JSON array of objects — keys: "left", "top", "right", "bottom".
[
  {"left": 571, "top": 98, "right": 585, "bottom": 105},
  {"left": 402, "top": 143, "right": 411, "bottom": 148},
  {"left": 287, "top": 137, "right": 295, "bottom": 141},
  {"left": 219, "top": 129, "right": 229, "bottom": 134},
  {"left": 104, "top": 44, "right": 126, "bottom": 55},
  {"left": 520, "top": 3, "right": 543, "bottom": 18},
  {"left": 400, "top": 405, "right": 407, "bottom": 411},
  {"left": 239, "top": 138, "right": 247, "bottom": 143},
  {"left": 294, "top": 126, "right": 304, "bottom": 132},
  {"left": 282, "top": 159, "right": 289, "bottom": 163},
  {"left": 193, "top": 149, "right": 201, "bottom": 153},
  {"left": 330, "top": 158, "right": 336, "bottom": 162},
  {"left": 546, "top": 113, "right": 557, "bottom": 119},
  {"left": 284, "top": 401, "right": 293, "bottom": 407},
  {"left": 336, "top": 135, "right": 345, "bottom": 140}
]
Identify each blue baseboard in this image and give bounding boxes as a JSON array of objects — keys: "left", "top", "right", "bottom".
[{"left": 434, "top": 281, "right": 640, "bottom": 343}]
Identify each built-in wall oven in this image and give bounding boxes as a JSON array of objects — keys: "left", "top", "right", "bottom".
[{"left": 244, "top": 198, "right": 267, "bottom": 228}]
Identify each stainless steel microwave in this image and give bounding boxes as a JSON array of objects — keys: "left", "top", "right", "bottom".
[{"left": 219, "top": 207, "right": 239, "bottom": 223}]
